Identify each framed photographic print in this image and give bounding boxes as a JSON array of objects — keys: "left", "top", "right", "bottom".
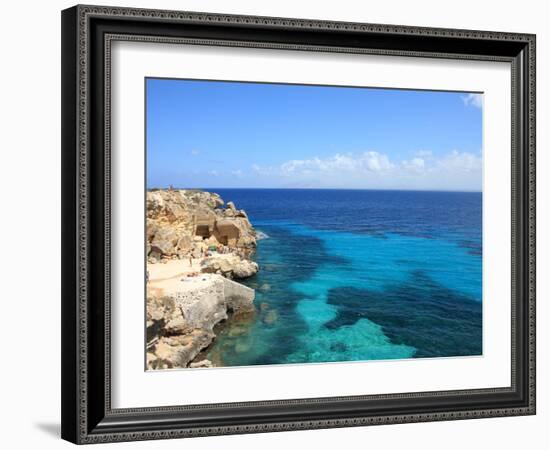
[{"left": 61, "top": 4, "right": 536, "bottom": 444}]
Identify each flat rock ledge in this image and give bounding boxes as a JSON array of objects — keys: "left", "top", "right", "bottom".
[{"left": 147, "top": 274, "right": 255, "bottom": 370}]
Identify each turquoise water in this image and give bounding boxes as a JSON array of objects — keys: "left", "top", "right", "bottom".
[{"left": 206, "top": 189, "right": 482, "bottom": 366}]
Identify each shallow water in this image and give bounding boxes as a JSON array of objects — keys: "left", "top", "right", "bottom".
[{"left": 205, "top": 189, "right": 482, "bottom": 366}]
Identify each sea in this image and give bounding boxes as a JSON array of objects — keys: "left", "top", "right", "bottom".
[{"left": 204, "top": 189, "right": 482, "bottom": 367}]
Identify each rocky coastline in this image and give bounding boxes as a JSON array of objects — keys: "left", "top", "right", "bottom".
[{"left": 146, "top": 189, "right": 259, "bottom": 370}]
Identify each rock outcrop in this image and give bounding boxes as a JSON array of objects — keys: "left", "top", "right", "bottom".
[
  {"left": 146, "top": 189, "right": 260, "bottom": 370},
  {"left": 201, "top": 254, "right": 259, "bottom": 279},
  {"left": 147, "top": 275, "right": 255, "bottom": 370},
  {"left": 146, "top": 189, "right": 257, "bottom": 263}
]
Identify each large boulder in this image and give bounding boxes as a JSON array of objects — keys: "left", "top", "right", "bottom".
[
  {"left": 150, "top": 227, "right": 178, "bottom": 255},
  {"left": 212, "top": 217, "right": 256, "bottom": 249},
  {"left": 200, "top": 256, "right": 235, "bottom": 277},
  {"left": 232, "top": 259, "right": 260, "bottom": 279},
  {"left": 201, "top": 255, "right": 259, "bottom": 279},
  {"left": 176, "top": 235, "right": 193, "bottom": 253}
]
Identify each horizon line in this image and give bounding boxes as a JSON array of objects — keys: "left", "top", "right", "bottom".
[{"left": 147, "top": 186, "right": 482, "bottom": 194}]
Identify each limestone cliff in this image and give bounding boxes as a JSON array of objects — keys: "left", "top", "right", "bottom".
[
  {"left": 146, "top": 189, "right": 260, "bottom": 369},
  {"left": 147, "top": 275, "right": 255, "bottom": 370},
  {"left": 147, "top": 189, "right": 257, "bottom": 267}
]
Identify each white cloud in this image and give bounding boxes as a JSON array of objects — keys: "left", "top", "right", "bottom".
[
  {"left": 438, "top": 150, "right": 482, "bottom": 172},
  {"left": 278, "top": 151, "right": 393, "bottom": 176},
  {"left": 231, "top": 169, "right": 243, "bottom": 177},
  {"left": 363, "top": 151, "right": 394, "bottom": 172},
  {"left": 190, "top": 149, "right": 200, "bottom": 156},
  {"left": 402, "top": 157, "right": 425, "bottom": 172},
  {"left": 250, "top": 149, "right": 481, "bottom": 191},
  {"left": 208, "top": 170, "right": 219, "bottom": 176},
  {"left": 461, "top": 93, "right": 483, "bottom": 109}
]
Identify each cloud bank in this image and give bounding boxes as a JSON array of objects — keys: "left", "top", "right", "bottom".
[{"left": 249, "top": 150, "right": 482, "bottom": 191}]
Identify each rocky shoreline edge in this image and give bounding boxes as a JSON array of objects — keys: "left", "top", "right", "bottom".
[{"left": 146, "top": 189, "right": 259, "bottom": 370}]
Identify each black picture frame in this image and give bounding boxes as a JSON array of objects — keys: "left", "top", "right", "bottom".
[{"left": 61, "top": 4, "right": 536, "bottom": 444}]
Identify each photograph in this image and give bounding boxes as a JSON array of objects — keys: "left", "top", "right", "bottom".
[
  {"left": 145, "top": 78, "right": 484, "bottom": 370},
  {"left": 56, "top": 3, "right": 537, "bottom": 444}
]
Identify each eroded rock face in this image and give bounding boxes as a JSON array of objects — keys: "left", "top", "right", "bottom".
[
  {"left": 147, "top": 330, "right": 215, "bottom": 370},
  {"left": 146, "top": 275, "right": 255, "bottom": 369},
  {"left": 146, "top": 189, "right": 260, "bottom": 369},
  {"left": 146, "top": 189, "right": 257, "bottom": 261},
  {"left": 223, "top": 278, "right": 256, "bottom": 312},
  {"left": 150, "top": 227, "right": 179, "bottom": 256}
]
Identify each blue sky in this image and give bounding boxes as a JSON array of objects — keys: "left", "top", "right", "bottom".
[{"left": 146, "top": 78, "right": 482, "bottom": 191}]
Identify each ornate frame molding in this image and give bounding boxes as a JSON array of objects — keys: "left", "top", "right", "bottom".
[{"left": 61, "top": 4, "right": 536, "bottom": 444}]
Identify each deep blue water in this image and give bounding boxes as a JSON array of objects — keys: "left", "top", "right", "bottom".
[{"left": 205, "top": 189, "right": 482, "bottom": 366}]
